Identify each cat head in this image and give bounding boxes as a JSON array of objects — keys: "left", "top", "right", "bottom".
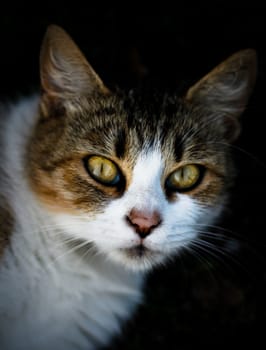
[{"left": 27, "top": 25, "right": 257, "bottom": 271}]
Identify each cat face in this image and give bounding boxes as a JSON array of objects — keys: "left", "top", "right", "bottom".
[
  {"left": 26, "top": 26, "right": 256, "bottom": 271},
  {"left": 28, "top": 93, "right": 229, "bottom": 271}
]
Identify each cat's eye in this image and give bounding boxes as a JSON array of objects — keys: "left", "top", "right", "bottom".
[
  {"left": 85, "top": 156, "right": 121, "bottom": 186},
  {"left": 166, "top": 164, "right": 202, "bottom": 192}
]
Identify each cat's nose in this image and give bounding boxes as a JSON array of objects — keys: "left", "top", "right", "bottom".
[{"left": 126, "top": 209, "right": 162, "bottom": 239}]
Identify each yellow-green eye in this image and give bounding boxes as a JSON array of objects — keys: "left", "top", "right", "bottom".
[
  {"left": 85, "top": 156, "right": 121, "bottom": 186},
  {"left": 166, "top": 164, "right": 202, "bottom": 191}
]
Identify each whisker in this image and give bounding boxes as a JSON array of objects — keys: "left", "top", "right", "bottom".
[
  {"left": 27, "top": 220, "right": 130, "bottom": 244},
  {"left": 188, "top": 239, "right": 236, "bottom": 274},
  {"left": 190, "top": 235, "right": 260, "bottom": 278},
  {"left": 187, "top": 223, "right": 237, "bottom": 235},
  {"left": 182, "top": 244, "right": 219, "bottom": 285},
  {"left": 180, "top": 223, "right": 257, "bottom": 251},
  {"left": 196, "top": 231, "right": 231, "bottom": 244},
  {"left": 207, "top": 141, "right": 266, "bottom": 170},
  {"left": 48, "top": 239, "right": 94, "bottom": 266}
]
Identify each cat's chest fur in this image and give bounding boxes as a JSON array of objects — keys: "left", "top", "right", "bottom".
[
  {"left": 1, "top": 243, "right": 142, "bottom": 349},
  {"left": 1, "top": 232, "right": 143, "bottom": 350}
]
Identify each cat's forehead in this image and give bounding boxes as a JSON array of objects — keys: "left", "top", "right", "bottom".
[
  {"left": 67, "top": 93, "right": 180, "bottom": 158},
  {"left": 61, "top": 91, "right": 226, "bottom": 173},
  {"left": 77, "top": 93, "right": 179, "bottom": 135}
]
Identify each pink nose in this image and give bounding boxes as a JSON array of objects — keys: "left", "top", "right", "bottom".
[{"left": 126, "top": 209, "right": 161, "bottom": 238}]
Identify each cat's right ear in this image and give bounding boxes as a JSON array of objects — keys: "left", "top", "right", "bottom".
[{"left": 40, "top": 25, "right": 109, "bottom": 117}]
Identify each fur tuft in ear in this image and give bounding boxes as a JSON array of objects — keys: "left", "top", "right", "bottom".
[
  {"left": 40, "top": 25, "right": 109, "bottom": 116},
  {"left": 185, "top": 49, "right": 257, "bottom": 142}
]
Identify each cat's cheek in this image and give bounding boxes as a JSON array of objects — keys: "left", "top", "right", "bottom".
[
  {"left": 55, "top": 212, "right": 139, "bottom": 254},
  {"left": 151, "top": 196, "right": 220, "bottom": 253}
]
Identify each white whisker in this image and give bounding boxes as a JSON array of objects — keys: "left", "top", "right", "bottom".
[
  {"left": 188, "top": 239, "right": 234, "bottom": 273},
  {"left": 48, "top": 239, "right": 93, "bottom": 267}
]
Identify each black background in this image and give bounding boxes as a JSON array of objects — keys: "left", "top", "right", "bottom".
[{"left": 1, "top": 3, "right": 265, "bottom": 349}]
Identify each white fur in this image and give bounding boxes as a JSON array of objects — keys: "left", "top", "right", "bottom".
[
  {"left": 0, "top": 96, "right": 221, "bottom": 349},
  {"left": 53, "top": 151, "right": 216, "bottom": 271},
  {"left": 0, "top": 97, "right": 143, "bottom": 349}
]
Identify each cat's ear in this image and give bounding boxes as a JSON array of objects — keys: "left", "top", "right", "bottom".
[
  {"left": 40, "top": 25, "right": 109, "bottom": 115},
  {"left": 185, "top": 49, "right": 257, "bottom": 141}
]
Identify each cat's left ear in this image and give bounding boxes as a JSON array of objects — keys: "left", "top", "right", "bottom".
[
  {"left": 185, "top": 49, "right": 257, "bottom": 142},
  {"left": 40, "top": 25, "right": 109, "bottom": 116}
]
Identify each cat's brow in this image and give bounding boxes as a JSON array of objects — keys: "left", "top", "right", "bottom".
[
  {"left": 115, "top": 129, "right": 126, "bottom": 159},
  {"left": 174, "top": 135, "right": 184, "bottom": 162}
]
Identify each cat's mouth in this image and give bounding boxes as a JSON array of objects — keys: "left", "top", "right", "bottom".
[
  {"left": 120, "top": 244, "right": 164, "bottom": 270},
  {"left": 123, "top": 244, "right": 149, "bottom": 259}
]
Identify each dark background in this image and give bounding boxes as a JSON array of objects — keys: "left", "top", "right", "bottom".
[{"left": 1, "top": 3, "right": 265, "bottom": 349}]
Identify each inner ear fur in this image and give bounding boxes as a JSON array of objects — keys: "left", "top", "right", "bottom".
[
  {"left": 185, "top": 49, "right": 257, "bottom": 141},
  {"left": 186, "top": 49, "right": 257, "bottom": 115},
  {"left": 39, "top": 25, "right": 110, "bottom": 117}
]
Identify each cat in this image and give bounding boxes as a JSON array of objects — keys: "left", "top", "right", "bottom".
[{"left": 0, "top": 25, "right": 256, "bottom": 350}]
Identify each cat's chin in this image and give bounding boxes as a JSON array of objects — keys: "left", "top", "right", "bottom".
[{"left": 108, "top": 245, "right": 167, "bottom": 272}]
